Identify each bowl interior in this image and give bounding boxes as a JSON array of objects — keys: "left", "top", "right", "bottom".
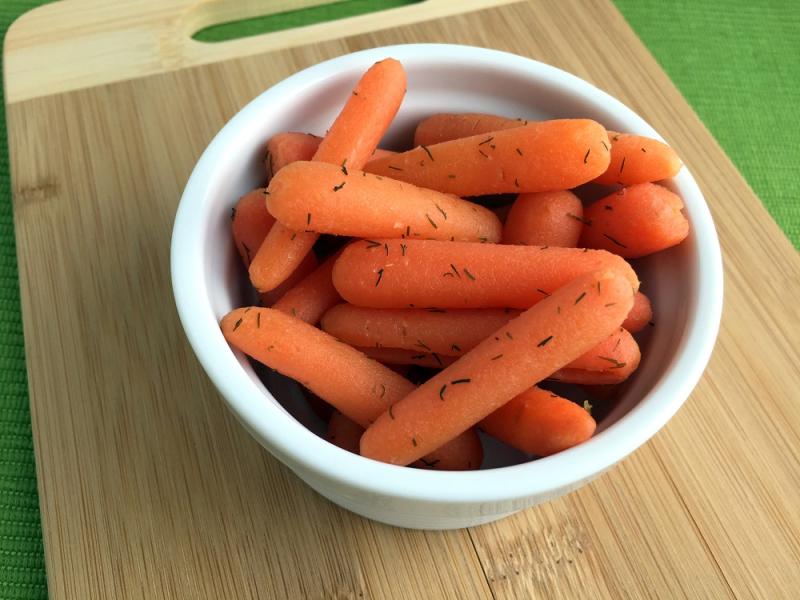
[{"left": 175, "top": 45, "right": 720, "bottom": 498}]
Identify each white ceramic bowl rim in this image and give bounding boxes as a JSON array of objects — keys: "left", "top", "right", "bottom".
[{"left": 171, "top": 43, "right": 723, "bottom": 505}]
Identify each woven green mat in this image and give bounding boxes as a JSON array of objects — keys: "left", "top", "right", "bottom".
[{"left": 1, "top": 1, "right": 797, "bottom": 597}]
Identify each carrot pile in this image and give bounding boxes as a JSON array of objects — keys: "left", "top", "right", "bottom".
[{"left": 221, "top": 58, "right": 690, "bottom": 470}]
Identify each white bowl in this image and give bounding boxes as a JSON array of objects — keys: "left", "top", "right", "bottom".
[{"left": 171, "top": 44, "right": 723, "bottom": 529}]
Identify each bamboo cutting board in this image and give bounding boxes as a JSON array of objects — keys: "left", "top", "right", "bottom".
[{"left": 6, "top": 0, "right": 800, "bottom": 597}]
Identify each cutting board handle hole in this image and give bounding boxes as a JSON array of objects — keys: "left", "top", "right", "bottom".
[{"left": 190, "top": 0, "right": 425, "bottom": 43}]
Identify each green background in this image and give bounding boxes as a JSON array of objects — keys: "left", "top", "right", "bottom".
[{"left": 1, "top": 0, "right": 797, "bottom": 597}]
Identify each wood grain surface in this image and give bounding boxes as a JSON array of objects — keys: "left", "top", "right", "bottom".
[{"left": 6, "top": 0, "right": 800, "bottom": 598}]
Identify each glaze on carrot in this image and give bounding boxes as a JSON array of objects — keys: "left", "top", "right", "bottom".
[
  {"left": 356, "top": 346, "right": 456, "bottom": 369},
  {"left": 550, "top": 327, "right": 641, "bottom": 384}
]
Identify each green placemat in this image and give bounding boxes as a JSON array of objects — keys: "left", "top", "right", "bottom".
[{"left": 0, "top": 1, "right": 797, "bottom": 597}]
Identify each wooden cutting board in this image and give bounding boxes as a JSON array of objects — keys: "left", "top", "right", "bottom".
[{"left": 6, "top": 0, "right": 800, "bottom": 597}]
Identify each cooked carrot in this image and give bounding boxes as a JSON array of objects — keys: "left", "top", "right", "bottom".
[
  {"left": 271, "top": 254, "right": 341, "bottom": 324},
  {"left": 502, "top": 190, "right": 584, "bottom": 247},
  {"left": 249, "top": 223, "right": 317, "bottom": 292},
  {"left": 622, "top": 291, "right": 653, "bottom": 333},
  {"left": 221, "top": 307, "right": 413, "bottom": 428},
  {"left": 266, "top": 161, "right": 502, "bottom": 242},
  {"left": 327, "top": 411, "right": 364, "bottom": 454},
  {"left": 265, "top": 132, "right": 321, "bottom": 179},
  {"left": 259, "top": 251, "right": 318, "bottom": 306},
  {"left": 326, "top": 411, "right": 483, "bottom": 470},
  {"left": 365, "top": 119, "right": 610, "bottom": 196},
  {"left": 332, "top": 239, "right": 638, "bottom": 309},
  {"left": 250, "top": 58, "right": 407, "bottom": 292},
  {"left": 413, "top": 114, "right": 682, "bottom": 187},
  {"left": 231, "top": 188, "right": 275, "bottom": 267},
  {"left": 414, "top": 113, "right": 522, "bottom": 147},
  {"left": 579, "top": 183, "right": 689, "bottom": 258},
  {"left": 360, "top": 270, "right": 634, "bottom": 465},
  {"left": 356, "top": 347, "right": 456, "bottom": 369},
  {"left": 550, "top": 327, "right": 641, "bottom": 384},
  {"left": 266, "top": 132, "right": 396, "bottom": 179},
  {"left": 413, "top": 427, "right": 483, "bottom": 470},
  {"left": 321, "top": 304, "right": 520, "bottom": 355},
  {"left": 480, "top": 387, "right": 595, "bottom": 456},
  {"left": 593, "top": 132, "right": 682, "bottom": 186}
]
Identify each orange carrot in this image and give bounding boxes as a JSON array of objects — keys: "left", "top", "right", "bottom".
[
  {"left": 326, "top": 411, "right": 483, "bottom": 470},
  {"left": 412, "top": 114, "right": 682, "bottom": 187},
  {"left": 502, "top": 190, "right": 584, "bottom": 247},
  {"left": 250, "top": 58, "right": 407, "bottom": 292},
  {"left": 259, "top": 251, "right": 318, "bottom": 306},
  {"left": 221, "top": 307, "right": 413, "bottom": 428},
  {"left": 579, "top": 183, "right": 689, "bottom": 258},
  {"left": 550, "top": 327, "right": 641, "bottom": 384},
  {"left": 266, "top": 161, "right": 501, "bottom": 242},
  {"left": 265, "top": 132, "right": 321, "bottom": 179},
  {"left": 249, "top": 223, "right": 317, "bottom": 292},
  {"left": 356, "top": 347, "right": 456, "bottom": 369},
  {"left": 271, "top": 254, "right": 342, "bottom": 324},
  {"left": 231, "top": 188, "right": 275, "bottom": 267},
  {"left": 266, "top": 132, "right": 396, "bottom": 179},
  {"left": 593, "top": 132, "right": 682, "bottom": 186},
  {"left": 414, "top": 427, "right": 483, "bottom": 470},
  {"left": 327, "top": 411, "right": 363, "bottom": 454},
  {"left": 480, "top": 387, "right": 596, "bottom": 456},
  {"left": 365, "top": 119, "right": 610, "bottom": 196},
  {"left": 321, "top": 304, "right": 520, "bottom": 355},
  {"left": 360, "top": 270, "right": 634, "bottom": 465},
  {"left": 332, "top": 239, "right": 638, "bottom": 309},
  {"left": 414, "top": 113, "right": 522, "bottom": 147},
  {"left": 622, "top": 291, "right": 653, "bottom": 333}
]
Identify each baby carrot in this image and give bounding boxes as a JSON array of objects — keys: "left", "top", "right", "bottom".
[
  {"left": 359, "top": 270, "right": 634, "bottom": 465},
  {"left": 364, "top": 119, "right": 610, "bottom": 196},
  {"left": 326, "top": 411, "right": 483, "bottom": 470},
  {"left": 321, "top": 304, "right": 520, "bottom": 356},
  {"left": 480, "top": 387, "right": 596, "bottom": 457},
  {"left": 271, "top": 254, "right": 342, "bottom": 324},
  {"left": 550, "top": 327, "right": 641, "bottom": 384},
  {"left": 332, "top": 239, "right": 638, "bottom": 310},
  {"left": 579, "top": 183, "right": 689, "bottom": 258},
  {"left": 356, "top": 347, "right": 456, "bottom": 369},
  {"left": 414, "top": 113, "right": 522, "bottom": 146},
  {"left": 231, "top": 188, "right": 275, "bottom": 267},
  {"left": 502, "top": 190, "right": 584, "bottom": 247},
  {"left": 249, "top": 222, "right": 317, "bottom": 292},
  {"left": 593, "top": 132, "right": 682, "bottom": 186},
  {"left": 266, "top": 161, "right": 502, "bottom": 243},
  {"left": 265, "top": 131, "right": 395, "bottom": 178},
  {"left": 622, "top": 291, "right": 653, "bottom": 333},
  {"left": 414, "top": 427, "right": 483, "bottom": 470},
  {"left": 259, "top": 251, "right": 318, "bottom": 307},
  {"left": 265, "top": 132, "right": 321, "bottom": 179},
  {"left": 221, "top": 307, "right": 414, "bottom": 428},
  {"left": 251, "top": 58, "right": 407, "bottom": 292},
  {"left": 413, "top": 114, "right": 682, "bottom": 187}
]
